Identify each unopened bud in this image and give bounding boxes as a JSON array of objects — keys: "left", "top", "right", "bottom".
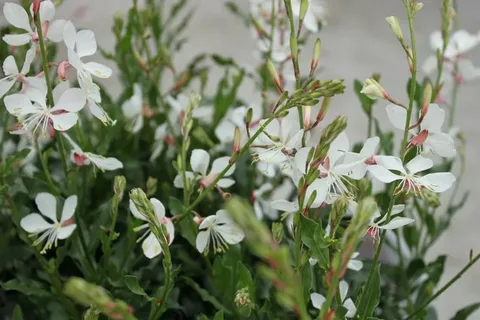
[
  {"left": 245, "top": 107, "right": 253, "bottom": 125},
  {"left": 386, "top": 16, "right": 404, "bottom": 42},
  {"left": 234, "top": 288, "right": 251, "bottom": 308},
  {"left": 129, "top": 188, "right": 154, "bottom": 219},
  {"left": 233, "top": 127, "right": 241, "bottom": 153},
  {"left": 113, "top": 176, "right": 126, "bottom": 200},
  {"left": 411, "top": 129, "right": 428, "bottom": 147},
  {"left": 316, "top": 97, "right": 330, "bottom": 123},
  {"left": 360, "top": 78, "right": 389, "bottom": 100},
  {"left": 420, "top": 188, "right": 440, "bottom": 208},
  {"left": 329, "top": 196, "right": 349, "bottom": 235},
  {"left": 304, "top": 105, "right": 312, "bottom": 127},
  {"left": 266, "top": 59, "right": 283, "bottom": 93},
  {"left": 299, "top": 0, "right": 309, "bottom": 23},
  {"left": 290, "top": 34, "right": 298, "bottom": 62},
  {"left": 305, "top": 190, "right": 318, "bottom": 210},
  {"left": 413, "top": 2, "right": 424, "bottom": 15},
  {"left": 421, "top": 82, "right": 432, "bottom": 110},
  {"left": 33, "top": 0, "right": 41, "bottom": 14},
  {"left": 310, "top": 38, "right": 321, "bottom": 77},
  {"left": 57, "top": 61, "right": 70, "bottom": 81},
  {"left": 406, "top": 47, "right": 414, "bottom": 72},
  {"left": 272, "top": 222, "right": 284, "bottom": 244},
  {"left": 320, "top": 116, "right": 348, "bottom": 145}
]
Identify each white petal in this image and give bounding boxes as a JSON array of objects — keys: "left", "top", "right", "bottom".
[
  {"left": 63, "top": 21, "right": 77, "bottom": 50},
  {"left": 50, "top": 113, "right": 78, "bottom": 131},
  {"left": 4, "top": 3, "right": 32, "bottom": 32},
  {"left": 344, "top": 298, "right": 357, "bottom": 318},
  {"left": 20, "top": 48, "right": 36, "bottom": 75},
  {"left": 57, "top": 224, "right": 76, "bottom": 239},
  {"left": 216, "top": 178, "right": 235, "bottom": 188},
  {"left": 46, "top": 19, "right": 67, "bottom": 42},
  {"left": 214, "top": 119, "right": 235, "bottom": 143},
  {"left": 328, "top": 131, "right": 349, "bottom": 165},
  {"left": 87, "top": 153, "right": 123, "bottom": 171},
  {"left": 430, "top": 31, "right": 443, "bottom": 51},
  {"left": 216, "top": 224, "right": 245, "bottom": 245},
  {"left": 52, "top": 81, "right": 70, "bottom": 103},
  {"left": 150, "top": 198, "right": 166, "bottom": 219},
  {"left": 425, "top": 132, "right": 456, "bottom": 158},
  {"left": 39, "top": 1, "right": 55, "bottom": 23},
  {"left": 422, "top": 55, "right": 438, "bottom": 75},
  {"left": 367, "top": 165, "right": 403, "bottom": 183},
  {"left": 210, "top": 156, "right": 235, "bottom": 176},
  {"left": 51, "top": 88, "right": 86, "bottom": 112},
  {"left": 35, "top": 192, "right": 58, "bottom": 222},
  {"left": 448, "top": 29, "right": 479, "bottom": 57},
  {"left": 457, "top": 59, "right": 480, "bottom": 81},
  {"left": 306, "top": 178, "right": 329, "bottom": 208},
  {"left": 4, "top": 93, "right": 36, "bottom": 116},
  {"left": 24, "top": 77, "right": 47, "bottom": 104},
  {"left": 375, "top": 155, "right": 405, "bottom": 173},
  {"left": 285, "top": 129, "right": 304, "bottom": 149},
  {"left": 379, "top": 217, "right": 415, "bottom": 230},
  {"left": 256, "top": 162, "right": 276, "bottom": 178},
  {"left": 142, "top": 233, "right": 163, "bottom": 259},
  {"left": 258, "top": 148, "right": 289, "bottom": 164},
  {"left": 173, "top": 172, "right": 194, "bottom": 188},
  {"left": 2, "top": 33, "right": 32, "bottom": 46},
  {"left": 190, "top": 149, "right": 210, "bottom": 176},
  {"left": 76, "top": 30, "right": 97, "bottom": 57},
  {"left": 406, "top": 155, "right": 433, "bottom": 174},
  {"left": 20, "top": 213, "right": 53, "bottom": 233},
  {"left": 165, "top": 220, "right": 175, "bottom": 244},
  {"left": 391, "top": 204, "right": 405, "bottom": 215},
  {"left": 309, "top": 257, "right": 318, "bottom": 265},
  {"left": 421, "top": 104, "right": 445, "bottom": 132},
  {"left": 196, "top": 230, "right": 210, "bottom": 253},
  {"left": 271, "top": 200, "right": 298, "bottom": 213},
  {"left": 129, "top": 199, "right": 147, "bottom": 221},
  {"left": 89, "top": 100, "right": 110, "bottom": 123},
  {"left": 295, "top": 147, "right": 312, "bottom": 174},
  {"left": 420, "top": 172, "right": 456, "bottom": 193},
  {"left": 339, "top": 281, "right": 349, "bottom": 301},
  {"left": 360, "top": 136, "right": 380, "bottom": 157},
  {"left": 386, "top": 104, "right": 408, "bottom": 130},
  {"left": 61, "top": 195, "right": 77, "bottom": 221},
  {"left": 199, "top": 215, "right": 217, "bottom": 230},
  {"left": 192, "top": 106, "right": 213, "bottom": 121},
  {"left": 347, "top": 259, "right": 363, "bottom": 271},
  {"left": 83, "top": 62, "right": 112, "bottom": 78},
  {"left": 215, "top": 209, "right": 233, "bottom": 225},
  {"left": 3, "top": 55, "right": 18, "bottom": 76},
  {"left": 310, "top": 293, "right": 326, "bottom": 310},
  {"left": 0, "top": 79, "right": 16, "bottom": 99}
]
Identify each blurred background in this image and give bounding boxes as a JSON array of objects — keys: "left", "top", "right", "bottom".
[{"left": 2, "top": 0, "right": 480, "bottom": 318}]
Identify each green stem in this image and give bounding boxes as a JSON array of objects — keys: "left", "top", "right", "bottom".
[
  {"left": 102, "top": 189, "right": 122, "bottom": 281},
  {"left": 396, "top": 229, "right": 414, "bottom": 311},
  {"left": 76, "top": 215, "right": 97, "bottom": 282},
  {"left": 405, "top": 253, "right": 480, "bottom": 319},
  {"left": 56, "top": 134, "right": 70, "bottom": 187},
  {"left": 34, "top": 13, "right": 54, "bottom": 106},
  {"left": 448, "top": 71, "right": 459, "bottom": 128},
  {"left": 367, "top": 107, "right": 373, "bottom": 138},
  {"left": 34, "top": 138, "right": 57, "bottom": 195}
]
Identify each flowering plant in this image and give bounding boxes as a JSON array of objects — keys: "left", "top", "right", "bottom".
[{"left": 0, "top": 0, "right": 478, "bottom": 319}]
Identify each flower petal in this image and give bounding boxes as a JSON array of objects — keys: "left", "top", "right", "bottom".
[
  {"left": 360, "top": 136, "right": 380, "bottom": 157},
  {"left": 196, "top": 230, "right": 210, "bottom": 253},
  {"left": 82, "top": 62, "right": 112, "bottom": 78},
  {"left": 0, "top": 79, "right": 16, "bottom": 99},
  {"left": 379, "top": 217, "right": 414, "bottom": 230},
  {"left": 420, "top": 172, "right": 456, "bottom": 193},
  {"left": 3, "top": 55, "right": 18, "bottom": 76},
  {"left": 217, "top": 178, "right": 235, "bottom": 188},
  {"left": 63, "top": 21, "right": 77, "bottom": 50},
  {"left": 271, "top": 200, "right": 298, "bottom": 213},
  {"left": 199, "top": 215, "right": 217, "bottom": 230},
  {"left": 339, "top": 280, "right": 349, "bottom": 301},
  {"left": 20, "top": 213, "right": 53, "bottom": 233},
  {"left": 367, "top": 165, "right": 403, "bottom": 183},
  {"left": 344, "top": 298, "right": 357, "bottom": 318},
  {"left": 2, "top": 33, "right": 31, "bottom": 46},
  {"left": 392, "top": 204, "right": 405, "bottom": 215},
  {"left": 51, "top": 88, "right": 86, "bottom": 112},
  {"left": 328, "top": 131, "right": 349, "bottom": 165},
  {"left": 310, "top": 293, "right": 326, "bottom": 310},
  {"left": 61, "top": 195, "right": 77, "bottom": 221},
  {"left": 129, "top": 199, "right": 147, "bottom": 221},
  {"left": 295, "top": 147, "right": 312, "bottom": 174},
  {"left": 4, "top": 93, "right": 36, "bottom": 116},
  {"left": 422, "top": 55, "right": 438, "bottom": 75},
  {"left": 142, "top": 233, "right": 162, "bottom": 259},
  {"left": 306, "top": 178, "right": 329, "bottom": 208},
  {"left": 87, "top": 153, "right": 123, "bottom": 171},
  {"left": 35, "top": 192, "right": 58, "bottom": 222},
  {"left": 46, "top": 19, "right": 67, "bottom": 42},
  {"left": 4, "top": 3, "right": 32, "bottom": 32},
  {"left": 347, "top": 259, "right": 363, "bottom": 271},
  {"left": 375, "top": 155, "right": 405, "bottom": 173},
  {"left": 425, "top": 132, "right": 456, "bottom": 158},
  {"left": 20, "top": 48, "right": 36, "bottom": 75},
  {"left": 76, "top": 30, "right": 97, "bottom": 57},
  {"left": 386, "top": 104, "right": 408, "bottom": 130},
  {"left": 57, "top": 224, "right": 76, "bottom": 239},
  {"left": 210, "top": 156, "right": 235, "bottom": 176},
  {"left": 406, "top": 155, "right": 433, "bottom": 174},
  {"left": 421, "top": 104, "right": 445, "bottom": 132},
  {"left": 50, "top": 112, "right": 79, "bottom": 131},
  {"left": 190, "top": 149, "right": 210, "bottom": 176},
  {"left": 150, "top": 198, "right": 166, "bottom": 219},
  {"left": 216, "top": 224, "right": 245, "bottom": 245}
]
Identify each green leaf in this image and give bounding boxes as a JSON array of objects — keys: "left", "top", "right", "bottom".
[
  {"left": 1, "top": 279, "right": 50, "bottom": 297},
  {"left": 450, "top": 302, "right": 480, "bottom": 320},
  {"left": 406, "top": 259, "right": 426, "bottom": 280},
  {"left": 124, "top": 275, "right": 152, "bottom": 300},
  {"left": 355, "top": 265, "right": 381, "bottom": 319},
  {"left": 182, "top": 276, "right": 232, "bottom": 314},
  {"left": 211, "top": 54, "right": 236, "bottom": 67},
  {"left": 300, "top": 215, "right": 329, "bottom": 269},
  {"left": 214, "top": 310, "right": 225, "bottom": 320},
  {"left": 12, "top": 305, "right": 23, "bottom": 320},
  {"left": 213, "top": 69, "right": 245, "bottom": 127},
  {"left": 301, "top": 265, "right": 312, "bottom": 306}
]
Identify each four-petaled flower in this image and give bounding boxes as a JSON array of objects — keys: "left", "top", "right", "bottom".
[
  {"left": 311, "top": 280, "right": 356, "bottom": 318},
  {"left": 122, "top": 84, "right": 144, "bottom": 133},
  {"left": 0, "top": 48, "right": 36, "bottom": 98},
  {"left": 20, "top": 192, "right": 77, "bottom": 253},
  {"left": 196, "top": 209, "right": 245, "bottom": 254},
  {"left": 365, "top": 204, "right": 414, "bottom": 240},
  {"left": 129, "top": 198, "right": 175, "bottom": 259}
]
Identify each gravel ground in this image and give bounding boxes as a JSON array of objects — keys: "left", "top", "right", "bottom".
[{"left": 2, "top": 0, "right": 480, "bottom": 318}]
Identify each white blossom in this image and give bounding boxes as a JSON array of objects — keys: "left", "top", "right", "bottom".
[
  {"left": 311, "top": 281, "right": 356, "bottom": 317},
  {"left": 122, "top": 84, "right": 144, "bottom": 133}
]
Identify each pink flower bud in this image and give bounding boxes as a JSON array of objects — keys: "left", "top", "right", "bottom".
[
  {"left": 411, "top": 130, "right": 429, "bottom": 147},
  {"left": 303, "top": 106, "right": 312, "bottom": 128},
  {"left": 73, "top": 152, "right": 88, "bottom": 166},
  {"left": 57, "top": 61, "right": 70, "bottom": 81},
  {"left": 33, "top": 0, "right": 41, "bottom": 14}
]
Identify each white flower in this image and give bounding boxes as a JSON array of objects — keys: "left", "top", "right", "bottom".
[
  {"left": 311, "top": 281, "right": 356, "bottom": 317},
  {"left": 215, "top": 106, "right": 249, "bottom": 144},
  {"left": 63, "top": 133, "right": 123, "bottom": 171},
  {"left": 310, "top": 251, "right": 363, "bottom": 272},
  {"left": 252, "top": 183, "right": 277, "bottom": 220},
  {"left": 20, "top": 193, "right": 77, "bottom": 253},
  {"left": 150, "top": 123, "right": 175, "bottom": 161},
  {"left": 63, "top": 21, "right": 112, "bottom": 88},
  {"left": 386, "top": 104, "right": 456, "bottom": 158},
  {"left": 292, "top": 0, "right": 328, "bottom": 32},
  {"left": 0, "top": 48, "right": 36, "bottom": 98},
  {"left": 368, "top": 155, "right": 456, "bottom": 194},
  {"left": 166, "top": 94, "right": 212, "bottom": 125},
  {"left": 122, "top": 84, "right": 143, "bottom": 133},
  {"left": 173, "top": 149, "right": 236, "bottom": 189},
  {"left": 4, "top": 83, "right": 86, "bottom": 135},
  {"left": 196, "top": 209, "right": 245, "bottom": 254},
  {"left": 257, "top": 29, "right": 290, "bottom": 63},
  {"left": 342, "top": 136, "right": 380, "bottom": 179},
  {"left": 129, "top": 198, "right": 174, "bottom": 259},
  {"left": 83, "top": 80, "right": 114, "bottom": 125},
  {"left": 2, "top": 2, "right": 66, "bottom": 46},
  {"left": 365, "top": 204, "right": 414, "bottom": 240}
]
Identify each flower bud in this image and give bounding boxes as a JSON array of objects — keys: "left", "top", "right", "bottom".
[
  {"left": 329, "top": 196, "right": 349, "bottom": 235},
  {"left": 33, "top": 0, "right": 41, "bottom": 14},
  {"left": 303, "top": 105, "right": 312, "bottom": 128},
  {"left": 316, "top": 96, "right": 330, "bottom": 123},
  {"left": 245, "top": 107, "right": 253, "bottom": 126},
  {"left": 234, "top": 288, "right": 251, "bottom": 308},
  {"left": 233, "top": 127, "right": 241, "bottom": 153},
  {"left": 421, "top": 82, "right": 432, "bottom": 111},
  {"left": 413, "top": 2, "right": 424, "bottom": 15},
  {"left": 266, "top": 59, "right": 283, "bottom": 93},
  {"left": 310, "top": 38, "right": 321, "bottom": 77},
  {"left": 299, "top": 0, "right": 309, "bottom": 23},
  {"left": 113, "top": 176, "right": 126, "bottom": 200},
  {"left": 420, "top": 188, "right": 440, "bottom": 208},
  {"left": 272, "top": 222, "right": 284, "bottom": 244},
  {"left": 320, "top": 116, "right": 348, "bottom": 145},
  {"left": 411, "top": 129, "right": 428, "bottom": 147},
  {"left": 57, "top": 61, "right": 70, "bottom": 81},
  {"left": 129, "top": 188, "right": 154, "bottom": 219},
  {"left": 386, "top": 16, "right": 404, "bottom": 42},
  {"left": 406, "top": 47, "right": 414, "bottom": 72},
  {"left": 360, "top": 78, "right": 389, "bottom": 100}
]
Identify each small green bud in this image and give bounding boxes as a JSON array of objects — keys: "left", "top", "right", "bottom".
[
  {"left": 386, "top": 16, "right": 404, "bottom": 42},
  {"left": 422, "top": 81, "right": 433, "bottom": 108},
  {"left": 299, "top": 0, "right": 309, "bottom": 23},
  {"left": 129, "top": 188, "right": 154, "bottom": 220},
  {"left": 421, "top": 189, "right": 441, "bottom": 208},
  {"left": 245, "top": 107, "right": 253, "bottom": 125},
  {"left": 113, "top": 176, "right": 126, "bottom": 200},
  {"left": 320, "top": 116, "right": 348, "bottom": 145},
  {"left": 310, "top": 38, "right": 321, "bottom": 76},
  {"left": 266, "top": 59, "right": 283, "bottom": 92},
  {"left": 272, "top": 222, "right": 284, "bottom": 244},
  {"left": 234, "top": 288, "right": 251, "bottom": 308},
  {"left": 329, "top": 196, "right": 349, "bottom": 236},
  {"left": 289, "top": 34, "right": 298, "bottom": 61},
  {"left": 360, "top": 78, "right": 389, "bottom": 100}
]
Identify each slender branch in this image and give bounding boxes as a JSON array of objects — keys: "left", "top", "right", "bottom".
[
  {"left": 34, "top": 12, "right": 54, "bottom": 106},
  {"left": 33, "top": 138, "right": 57, "bottom": 195},
  {"left": 405, "top": 253, "right": 480, "bottom": 319}
]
